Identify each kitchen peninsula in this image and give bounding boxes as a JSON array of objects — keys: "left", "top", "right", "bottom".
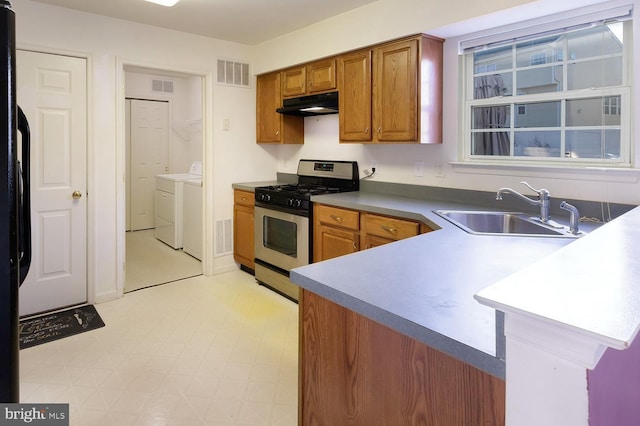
[{"left": 290, "top": 189, "right": 630, "bottom": 425}]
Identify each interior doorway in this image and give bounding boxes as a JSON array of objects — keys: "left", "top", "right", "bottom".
[{"left": 123, "top": 65, "right": 205, "bottom": 292}]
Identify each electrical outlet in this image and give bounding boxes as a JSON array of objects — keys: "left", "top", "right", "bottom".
[
  {"left": 435, "top": 161, "right": 445, "bottom": 178},
  {"left": 371, "top": 161, "right": 377, "bottom": 171},
  {"left": 414, "top": 161, "right": 424, "bottom": 177}
]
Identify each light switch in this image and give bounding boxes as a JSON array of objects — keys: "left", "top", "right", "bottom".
[{"left": 223, "top": 118, "right": 230, "bottom": 131}]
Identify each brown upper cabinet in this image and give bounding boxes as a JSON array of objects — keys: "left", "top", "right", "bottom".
[
  {"left": 339, "top": 34, "right": 443, "bottom": 144},
  {"left": 337, "top": 50, "right": 372, "bottom": 142},
  {"left": 256, "top": 33, "right": 443, "bottom": 144},
  {"left": 282, "top": 58, "right": 337, "bottom": 98},
  {"left": 256, "top": 71, "right": 304, "bottom": 144}
]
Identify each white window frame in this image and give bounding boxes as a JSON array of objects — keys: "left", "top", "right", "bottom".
[{"left": 460, "top": 12, "right": 633, "bottom": 169}]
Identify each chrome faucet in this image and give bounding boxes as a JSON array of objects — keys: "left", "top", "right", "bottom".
[
  {"left": 560, "top": 201, "right": 580, "bottom": 235},
  {"left": 496, "top": 181, "right": 551, "bottom": 223}
]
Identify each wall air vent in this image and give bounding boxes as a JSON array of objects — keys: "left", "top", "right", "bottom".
[
  {"left": 151, "top": 79, "right": 174, "bottom": 93},
  {"left": 215, "top": 219, "right": 233, "bottom": 256},
  {"left": 217, "top": 59, "right": 250, "bottom": 88}
]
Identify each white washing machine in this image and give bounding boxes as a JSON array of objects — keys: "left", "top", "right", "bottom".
[
  {"left": 182, "top": 178, "right": 203, "bottom": 260},
  {"left": 154, "top": 162, "right": 202, "bottom": 249}
]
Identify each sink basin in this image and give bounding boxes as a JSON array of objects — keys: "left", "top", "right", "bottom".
[{"left": 434, "top": 210, "right": 581, "bottom": 238}]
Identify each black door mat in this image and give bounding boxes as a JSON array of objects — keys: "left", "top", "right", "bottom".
[{"left": 19, "top": 305, "right": 105, "bottom": 349}]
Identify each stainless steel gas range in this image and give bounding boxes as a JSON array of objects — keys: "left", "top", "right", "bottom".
[{"left": 254, "top": 160, "right": 359, "bottom": 301}]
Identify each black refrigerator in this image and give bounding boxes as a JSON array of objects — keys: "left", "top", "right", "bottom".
[{"left": 1, "top": 0, "right": 32, "bottom": 403}]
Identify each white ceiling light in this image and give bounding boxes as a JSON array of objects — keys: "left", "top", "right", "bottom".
[{"left": 144, "top": 0, "right": 180, "bottom": 6}]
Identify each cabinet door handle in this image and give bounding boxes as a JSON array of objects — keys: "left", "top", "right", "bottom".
[
  {"left": 275, "top": 130, "right": 280, "bottom": 136},
  {"left": 377, "top": 127, "right": 381, "bottom": 133},
  {"left": 330, "top": 215, "right": 343, "bottom": 223},
  {"left": 365, "top": 127, "right": 369, "bottom": 132},
  {"left": 381, "top": 225, "right": 397, "bottom": 235}
]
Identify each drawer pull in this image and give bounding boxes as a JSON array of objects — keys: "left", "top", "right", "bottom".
[
  {"left": 381, "top": 225, "right": 397, "bottom": 235},
  {"left": 330, "top": 215, "right": 343, "bottom": 223}
]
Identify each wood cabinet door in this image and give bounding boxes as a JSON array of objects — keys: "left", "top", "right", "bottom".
[
  {"left": 233, "top": 203, "right": 254, "bottom": 269},
  {"left": 282, "top": 66, "right": 306, "bottom": 97},
  {"left": 361, "top": 233, "right": 395, "bottom": 250},
  {"left": 307, "top": 58, "right": 336, "bottom": 93},
  {"left": 313, "top": 225, "right": 359, "bottom": 262},
  {"left": 373, "top": 39, "right": 419, "bottom": 142},
  {"left": 256, "top": 72, "right": 304, "bottom": 144},
  {"left": 233, "top": 191, "right": 255, "bottom": 269},
  {"left": 256, "top": 72, "right": 282, "bottom": 143},
  {"left": 338, "top": 50, "right": 372, "bottom": 142}
]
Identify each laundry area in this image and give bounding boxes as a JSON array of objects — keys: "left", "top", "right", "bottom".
[{"left": 124, "top": 66, "right": 204, "bottom": 292}]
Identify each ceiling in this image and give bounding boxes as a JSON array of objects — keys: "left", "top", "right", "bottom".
[{"left": 32, "top": 0, "right": 380, "bottom": 45}]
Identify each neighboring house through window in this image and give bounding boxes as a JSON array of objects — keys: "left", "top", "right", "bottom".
[{"left": 460, "top": 5, "right": 633, "bottom": 166}]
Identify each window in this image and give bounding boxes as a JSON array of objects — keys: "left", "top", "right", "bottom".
[{"left": 463, "top": 19, "right": 632, "bottom": 166}]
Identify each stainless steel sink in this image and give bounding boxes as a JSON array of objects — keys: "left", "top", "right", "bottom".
[{"left": 434, "top": 210, "right": 582, "bottom": 238}]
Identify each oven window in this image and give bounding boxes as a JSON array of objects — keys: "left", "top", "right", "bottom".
[{"left": 263, "top": 216, "right": 297, "bottom": 257}]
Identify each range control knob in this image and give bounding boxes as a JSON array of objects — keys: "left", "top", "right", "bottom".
[
  {"left": 260, "top": 193, "right": 271, "bottom": 202},
  {"left": 287, "top": 198, "right": 302, "bottom": 208}
]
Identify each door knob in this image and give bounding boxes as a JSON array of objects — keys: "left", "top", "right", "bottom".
[{"left": 72, "top": 190, "right": 83, "bottom": 199}]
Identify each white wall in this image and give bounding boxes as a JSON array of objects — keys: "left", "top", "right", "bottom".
[
  {"left": 252, "top": 0, "right": 640, "bottom": 206},
  {"left": 13, "top": 0, "right": 277, "bottom": 303}
]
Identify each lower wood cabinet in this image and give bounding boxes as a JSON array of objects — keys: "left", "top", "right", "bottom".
[
  {"left": 299, "top": 289, "right": 506, "bottom": 425},
  {"left": 313, "top": 204, "right": 360, "bottom": 262},
  {"left": 360, "top": 212, "right": 420, "bottom": 249},
  {"left": 233, "top": 189, "right": 254, "bottom": 270},
  {"left": 313, "top": 204, "right": 431, "bottom": 262}
]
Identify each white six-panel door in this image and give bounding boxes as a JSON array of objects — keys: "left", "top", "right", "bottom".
[
  {"left": 17, "top": 50, "right": 87, "bottom": 316},
  {"left": 127, "top": 99, "right": 169, "bottom": 231}
]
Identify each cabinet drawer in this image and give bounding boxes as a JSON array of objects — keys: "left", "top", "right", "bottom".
[
  {"left": 361, "top": 213, "right": 419, "bottom": 241},
  {"left": 315, "top": 205, "right": 359, "bottom": 231},
  {"left": 234, "top": 189, "right": 254, "bottom": 207}
]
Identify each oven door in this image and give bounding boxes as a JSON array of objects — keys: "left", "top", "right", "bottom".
[{"left": 254, "top": 206, "right": 309, "bottom": 272}]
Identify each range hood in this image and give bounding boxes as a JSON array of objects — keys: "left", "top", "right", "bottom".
[{"left": 276, "top": 91, "right": 338, "bottom": 117}]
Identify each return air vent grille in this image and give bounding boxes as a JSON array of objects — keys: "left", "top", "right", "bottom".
[
  {"left": 215, "top": 218, "right": 233, "bottom": 256},
  {"left": 152, "top": 79, "right": 174, "bottom": 93},
  {"left": 217, "top": 59, "right": 250, "bottom": 88}
]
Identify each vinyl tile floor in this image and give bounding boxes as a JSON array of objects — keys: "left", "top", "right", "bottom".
[
  {"left": 125, "top": 229, "right": 203, "bottom": 293},
  {"left": 19, "top": 270, "right": 299, "bottom": 425}
]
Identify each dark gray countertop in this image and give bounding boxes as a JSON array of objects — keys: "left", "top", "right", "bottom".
[
  {"left": 290, "top": 191, "right": 594, "bottom": 379},
  {"left": 232, "top": 181, "right": 279, "bottom": 192}
]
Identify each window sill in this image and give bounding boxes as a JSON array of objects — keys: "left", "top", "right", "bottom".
[{"left": 449, "top": 161, "right": 640, "bottom": 184}]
